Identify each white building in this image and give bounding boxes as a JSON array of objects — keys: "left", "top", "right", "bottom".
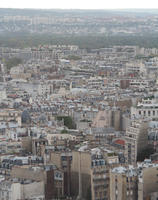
[
  {"left": 131, "top": 96, "right": 158, "bottom": 120},
  {"left": 38, "top": 83, "right": 53, "bottom": 96},
  {"left": 0, "top": 90, "right": 7, "bottom": 102}
]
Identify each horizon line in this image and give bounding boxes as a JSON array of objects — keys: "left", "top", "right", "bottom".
[{"left": 1, "top": 7, "right": 158, "bottom": 10}]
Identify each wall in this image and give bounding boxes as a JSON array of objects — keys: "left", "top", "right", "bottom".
[
  {"left": 71, "top": 151, "right": 91, "bottom": 199},
  {"left": 22, "top": 181, "right": 44, "bottom": 199},
  {"left": 11, "top": 167, "right": 46, "bottom": 183}
]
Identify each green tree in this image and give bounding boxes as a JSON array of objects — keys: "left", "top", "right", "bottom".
[
  {"left": 137, "top": 145, "right": 155, "bottom": 162},
  {"left": 67, "top": 55, "right": 81, "bottom": 60},
  {"left": 61, "top": 129, "right": 68, "bottom": 134},
  {"left": 57, "top": 116, "right": 76, "bottom": 129},
  {"left": 4, "top": 57, "right": 23, "bottom": 70}
]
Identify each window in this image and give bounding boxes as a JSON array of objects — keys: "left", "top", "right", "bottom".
[{"left": 148, "top": 110, "right": 151, "bottom": 116}]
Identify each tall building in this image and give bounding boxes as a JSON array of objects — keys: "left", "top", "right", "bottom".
[
  {"left": 71, "top": 148, "right": 119, "bottom": 200},
  {"left": 138, "top": 161, "right": 158, "bottom": 200},
  {"left": 125, "top": 118, "right": 149, "bottom": 164},
  {"left": 50, "top": 151, "right": 72, "bottom": 197}
]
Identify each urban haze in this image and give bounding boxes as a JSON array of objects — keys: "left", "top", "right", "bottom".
[{"left": 0, "top": 8, "right": 158, "bottom": 200}]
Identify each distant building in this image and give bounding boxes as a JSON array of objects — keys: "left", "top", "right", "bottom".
[{"left": 131, "top": 95, "right": 158, "bottom": 120}]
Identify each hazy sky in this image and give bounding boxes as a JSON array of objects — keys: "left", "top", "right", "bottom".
[{"left": 1, "top": 0, "right": 158, "bottom": 9}]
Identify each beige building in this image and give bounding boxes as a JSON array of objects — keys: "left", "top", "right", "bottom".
[
  {"left": 47, "top": 133, "right": 76, "bottom": 145},
  {"left": 71, "top": 148, "right": 119, "bottom": 200},
  {"left": 110, "top": 166, "right": 138, "bottom": 200},
  {"left": 92, "top": 110, "right": 112, "bottom": 128},
  {"left": 125, "top": 118, "right": 149, "bottom": 164},
  {"left": 11, "top": 164, "right": 64, "bottom": 200},
  {"left": 138, "top": 161, "right": 158, "bottom": 200},
  {"left": 50, "top": 151, "right": 72, "bottom": 196},
  {"left": 92, "top": 108, "right": 121, "bottom": 131},
  {"left": 0, "top": 109, "right": 22, "bottom": 126},
  {"left": 91, "top": 165, "right": 109, "bottom": 200},
  {"left": 110, "top": 160, "right": 158, "bottom": 200},
  {"left": 0, "top": 178, "right": 44, "bottom": 200}
]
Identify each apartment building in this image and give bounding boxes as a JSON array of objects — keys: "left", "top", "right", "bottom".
[
  {"left": 71, "top": 148, "right": 118, "bottom": 200},
  {"left": 0, "top": 109, "right": 22, "bottom": 126},
  {"left": 0, "top": 178, "right": 44, "bottom": 200},
  {"left": 131, "top": 96, "right": 158, "bottom": 120},
  {"left": 138, "top": 161, "right": 158, "bottom": 200},
  {"left": 110, "top": 166, "right": 138, "bottom": 200},
  {"left": 50, "top": 151, "right": 72, "bottom": 196},
  {"left": 124, "top": 118, "right": 149, "bottom": 164},
  {"left": 11, "top": 164, "right": 64, "bottom": 200}
]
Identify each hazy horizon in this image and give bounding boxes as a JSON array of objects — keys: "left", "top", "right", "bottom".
[{"left": 1, "top": 0, "right": 158, "bottom": 10}]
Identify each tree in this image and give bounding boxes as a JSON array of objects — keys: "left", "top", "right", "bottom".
[
  {"left": 57, "top": 116, "right": 76, "bottom": 129},
  {"left": 137, "top": 145, "right": 155, "bottom": 162},
  {"left": 61, "top": 129, "right": 68, "bottom": 134},
  {"left": 67, "top": 55, "right": 81, "bottom": 60},
  {"left": 4, "top": 57, "right": 23, "bottom": 70}
]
